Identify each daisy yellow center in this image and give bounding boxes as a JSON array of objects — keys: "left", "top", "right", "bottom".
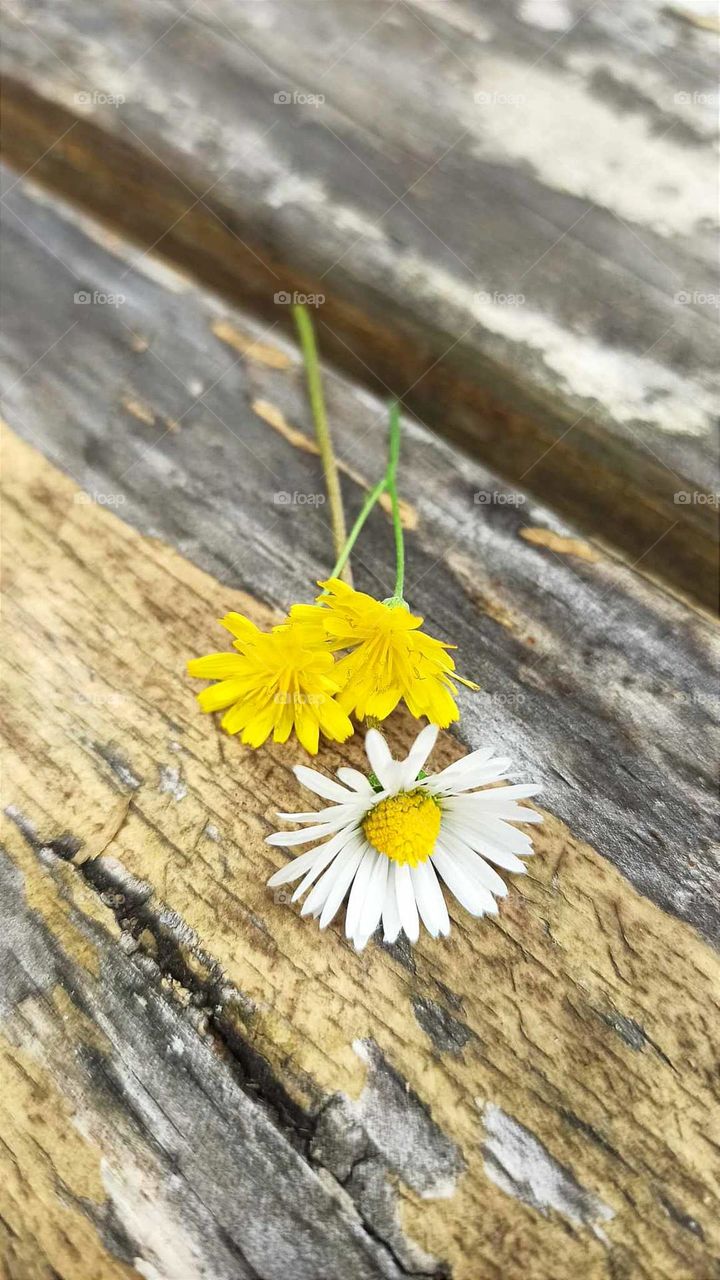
[{"left": 362, "top": 790, "right": 441, "bottom": 867}]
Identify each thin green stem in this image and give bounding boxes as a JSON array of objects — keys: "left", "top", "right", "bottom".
[
  {"left": 386, "top": 401, "right": 405, "bottom": 602},
  {"left": 329, "top": 475, "right": 388, "bottom": 581},
  {"left": 292, "top": 305, "right": 352, "bottom": 584}
]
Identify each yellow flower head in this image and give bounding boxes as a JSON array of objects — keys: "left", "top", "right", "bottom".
[
  {"left": 290, "top": 578, "right": 478, "bottom": 728},
  {"left": 187, "top": 612, "right": 353, "bottom": 755}
]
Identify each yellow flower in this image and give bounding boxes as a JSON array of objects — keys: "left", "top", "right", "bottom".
[
  {"left": 290, "top": 578, "right": 478, "bottom": 728},
  {"left": 187, "top": 613, "right": 353, "bottom": 754}
]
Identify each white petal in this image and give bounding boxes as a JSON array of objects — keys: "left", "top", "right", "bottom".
[
  {"left": 444, "top": 796, "right": 542, "bottom": 825},
  {"left": 438, "top": 828, "right": 508, "bottom": 897},
  {"left": 266, "top": 822, "right": 345, "bottom": 847},
  {"left": 472, "top": 844, "right": 527, "bottom": 874},
  {"left": 456, "top": 759, "right": 514, "bottom": 787},
  {"left": 411, "top": 860, "right": 450, "bottom": 937},
  {"left": 345, "top": 845, "right": 379, "bottom": 942},
  {"left": 285, "top": 829, "right": 353, "bottom": 901},
  {"left": 293, "top": 765, "right": 356, "bottom": 803},
  {"left": 443, "top": 818, "right": 527, "bottom": 873},
  {"left": 432, "top": 845, "right": 498, "bottom": 916},
  {"left": 364, "top": 730, "right": 397, "bottom": 791},
  {"left": 395, "top": 862, "right": 420, "bottom": 943},
  {"left": 356, "top": 853, "right": 389, "bottom": 944},
  {"left": 439, "top": 744, "right": 495, "bottom": 772},
  {"left": 471, "top": 805, "right": 543, "bottom": 825},
  {"left": 336, "top": 767, "right": 373, "bottom": 794},
  {"left": 400, "top": 724, "right": 439, "bottom": 787},
  {"left": 468, "top": 783, "right": 542, "bottom": 801},
  {"left": 428, "top": 756, "right": 513, "bottom": 794},
  {"left": 474, "top": 816, "right": 534, "bottom": 856},
  {"left": 274, "top": 810, "right": 330, "bottom": 824},
  {"left": 303, "top": 836, "right": 365, "bottom": 919},
  {"left": 445, "top": 811, "right": 533, "bottom": 856},
  {"left": 266, "top": 826, "right": 351, "bottom": 887},
  {"left": 275, "top": 801, "right": 367, "bottom": 824},
  {"left": 291, "top": 830, "right": 357, "bottom": 903},
  {"left": 426, "top": 746, "right": 494, "bottom": 786},
  {"left": 382, "top": 877, "right": 402, "bottom": 943},
  {"left": 317, "top": 839, "right": 367, "bottom": 928}
]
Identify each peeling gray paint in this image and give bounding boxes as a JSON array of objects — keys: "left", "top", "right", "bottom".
[
  {"left": 311, "top": 1041, "right": 462, "bottom": 1275},
  {"left": 352, "top": 1040, "right": 464, "bottom": 1199},
  {"left": 412, "top": 997, "right": 475, "bottom": 1056},
  {"left": 481, "top": 1102, "right": 614, "bottom": 1242},
  {"left": 94, "top": 741, "right": 142, "bottom": 790},
  {"left": 158, "top": 765, "right": 187, "bottom": 803},
  {"left": 344, "top": 1156, "right": 443, "bottom": 1276}
]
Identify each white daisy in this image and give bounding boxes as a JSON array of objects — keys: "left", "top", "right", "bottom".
[{"left": 266, "top": 725, "right": 542, "bottom": 951}]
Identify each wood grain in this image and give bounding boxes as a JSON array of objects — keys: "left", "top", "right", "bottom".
[
  {"left": 0, "top": 23, "right": 718, "bottom": 1269},
  {"left": 1, "top": 0, "right": 718, "bottom": 603},
  {"left": 2, "top": 421, "right": 720, "bottom": 1280},
  {"left": 1, "top": 173, "right": 717, "bottom": 945}
]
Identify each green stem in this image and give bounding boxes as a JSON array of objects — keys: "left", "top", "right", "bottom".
[
  {"left": 386, "top": 401, "right": 405, "bottom": 602},
  {"left": 328, "top": 475, "right": 388, "bottom": 581},
  {"left": 293, "top": 305, "right": 352, "bottom": 584}
]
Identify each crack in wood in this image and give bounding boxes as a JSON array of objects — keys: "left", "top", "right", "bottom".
[{"left": 3, "top": 806, "right": 456, "bottom": 1277}]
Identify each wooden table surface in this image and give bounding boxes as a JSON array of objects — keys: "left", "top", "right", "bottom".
[{"left": 1, "top": 3, "right": 718, "bottom": 1279}]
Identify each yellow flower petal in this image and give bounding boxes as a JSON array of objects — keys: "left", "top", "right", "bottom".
[
  {"left": 187, "top": 614, "right": 352, "bottom": 753},
  {"left": 220, "top": 613, "right": 262, "bottom": 645},
  {"left": 294, "top": 704, "right": 320, "bottom": 755},
  {"left": 290, "top": 578, "right": 477, "bottom": 729},
  {"left": 197, "top": 677, "right": 248, "bottom": 713},
  {"left": 187, "top": 653, "right": 244, "bottom": 680}
]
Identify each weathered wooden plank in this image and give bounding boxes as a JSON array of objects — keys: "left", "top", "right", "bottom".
[
  {"left": 2, "top": 423, "right": 720, "bottom": 1280},
  {"left": 0, "top": 822, "right": 419, "bottom": 1280},
  {"left": 0, "top": 174, "right": 717, "bottom": 944},
  {"left": 1, "top": 0, "right": 718, "bottom": 603}
]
